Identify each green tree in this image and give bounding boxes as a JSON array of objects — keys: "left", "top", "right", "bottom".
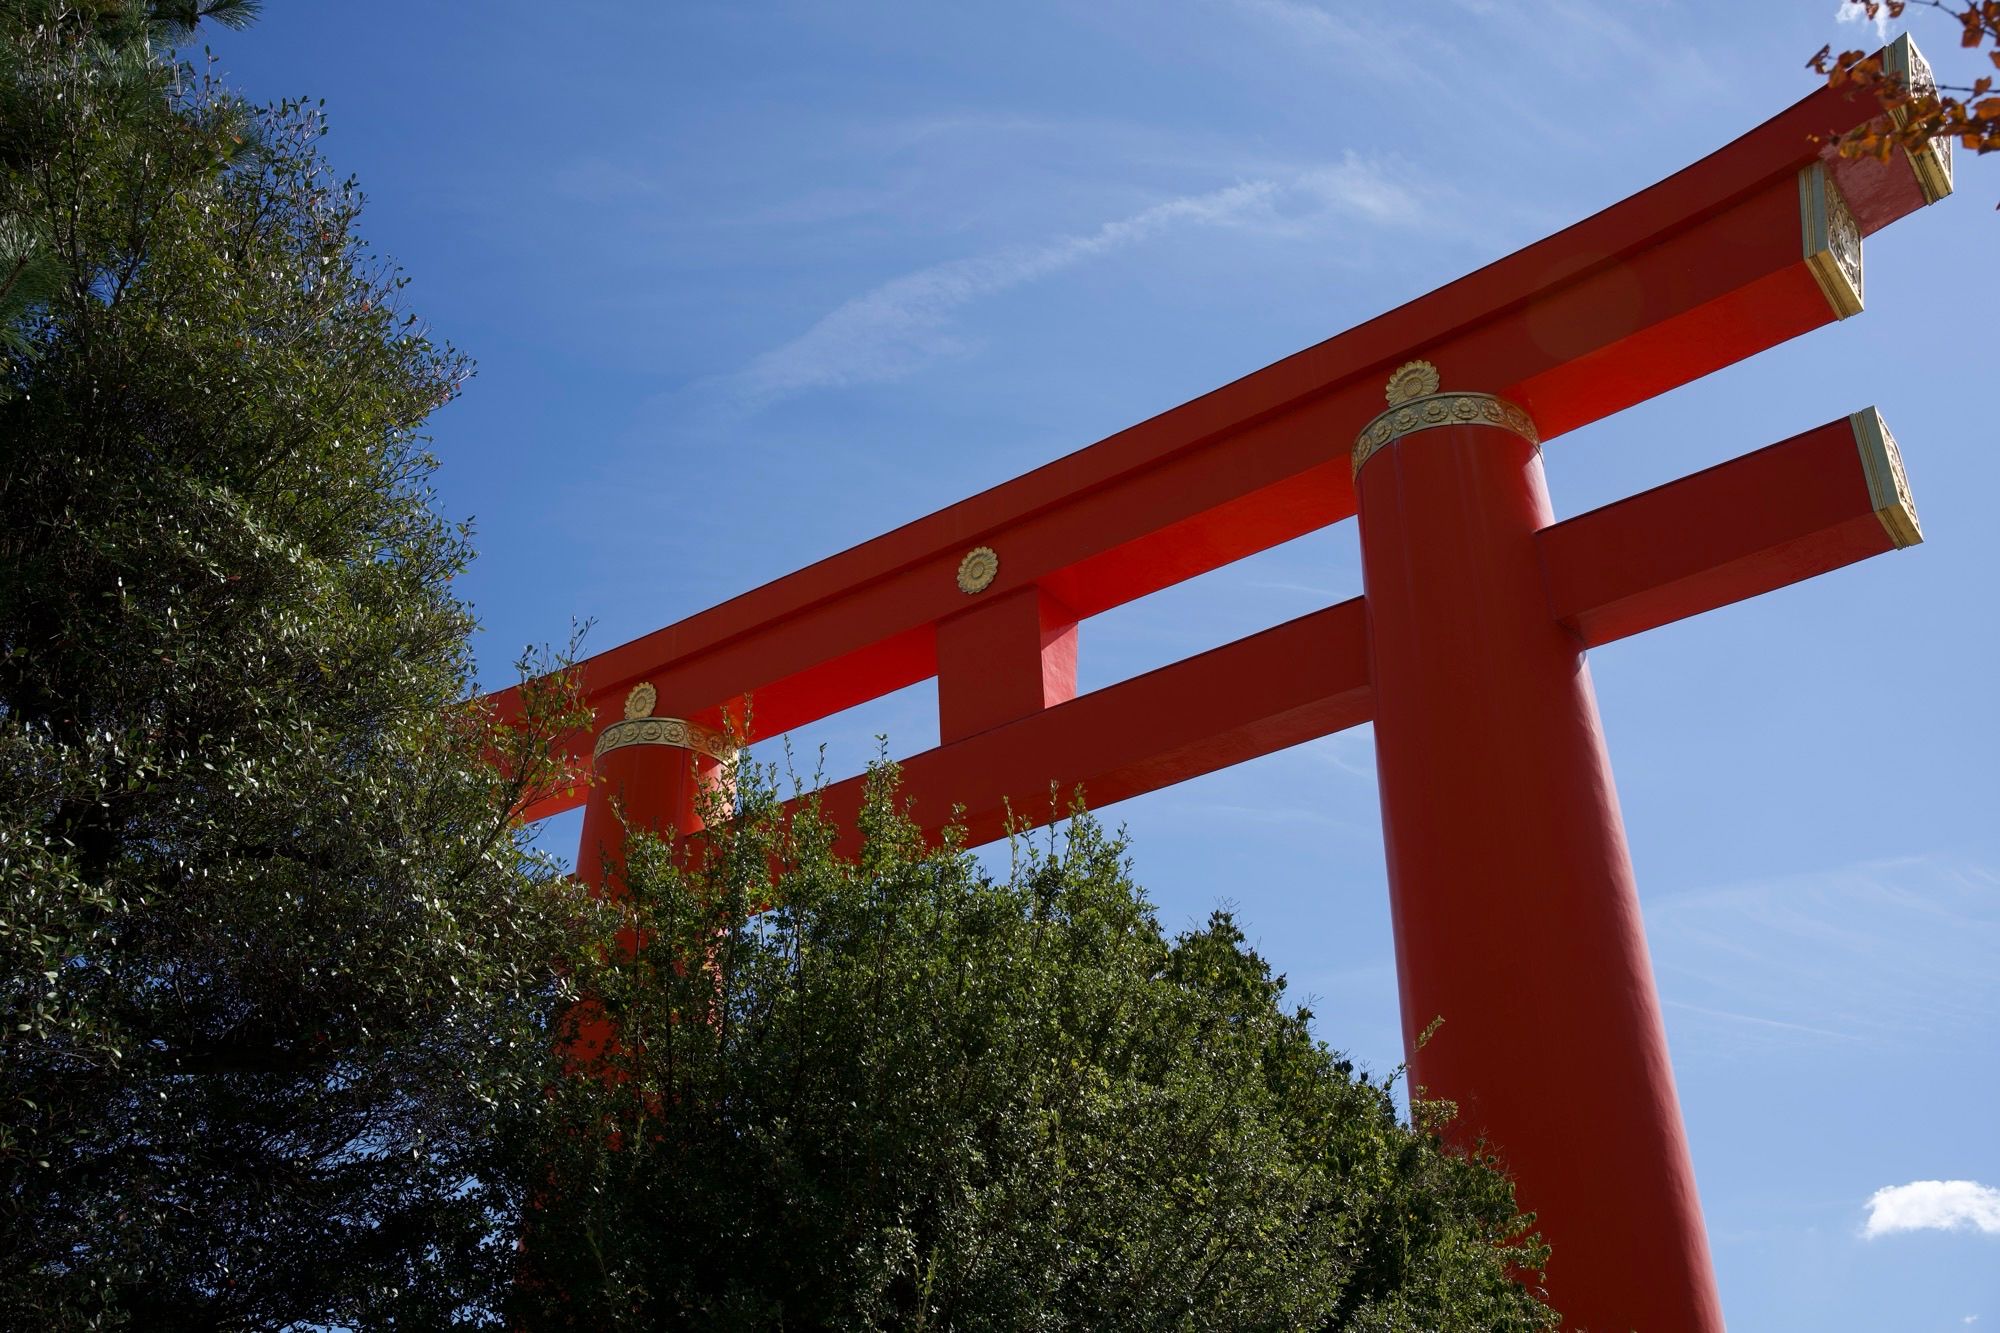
[
  {"left": 0, "top": 1, "right": 262, "bottom": 356},
  {"left": 520, "top": 764, "right": 1558, "bottom": 1332},
  {"left": 0, "top": 10, "right": 589, "bottom": 1327}
]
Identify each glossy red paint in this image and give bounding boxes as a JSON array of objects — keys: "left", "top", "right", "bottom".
[
  {"left": 1540, "top": 414, "right": 1903, "bottom": 647},
  {"left": 936, "top": 584, "right": 1078, "bottom": 745},
  {"left": 1357, "top": 419, "right": 1723, "bottom": 1332},
  {"left": 575, "top": 737, "right": 722, "bottom": 898},
  {"left": 807, "top": 595, "right": 1371, "bottom": 854},
  {"left": 561, "top": 734, "right": 729, "bottom": 1077}
]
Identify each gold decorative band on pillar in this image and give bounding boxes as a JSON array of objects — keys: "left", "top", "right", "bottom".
[
  {"left": 1800, "top": 162, "right": 1863, "bottom": 320},
  {"left": 592, "top": 681, "right": 738, "bottom": 766},
  {"left": 1884, "top": 35, "right": 1954, "bottom": 206},
  {"left": 1352, "top": 360, "right": 1538, "bottom": 478},
  {"left": 1850, "top": 406, "right": 1923, "bottom": 550}
]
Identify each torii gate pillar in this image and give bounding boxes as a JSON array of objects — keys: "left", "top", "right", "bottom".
[
  {"left": 1354, "top": 371, "right": 1721, "bottom": 1331},
  {"left": 575, "top": 689, "right": 734, "bottom": 898},
  {"left": 562, "top": 690, "right": 734, "bottom": 1074}
]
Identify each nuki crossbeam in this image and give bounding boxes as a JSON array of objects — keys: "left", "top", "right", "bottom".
[{"left": 495, "top": 35, "right": 1950, "bottom": 1333}]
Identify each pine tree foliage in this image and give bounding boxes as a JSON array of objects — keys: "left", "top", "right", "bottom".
[
  {"left": 521, "top": 765, "right": 1559, "bottom": 1332},
  {"left": 0, "top": 2, "right": 262, "bottom": 359},
  {"left": 0, "top": 12, "right": 590, "bottom": 1327}
]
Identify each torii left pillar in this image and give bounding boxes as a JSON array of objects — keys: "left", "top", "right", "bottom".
[{"left": 562, "top": 685, "right": 734, "bottom": 1074}]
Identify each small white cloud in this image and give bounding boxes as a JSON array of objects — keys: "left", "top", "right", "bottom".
[
  {"left": 1863, "top": 1180, "right": 2000, "bottom": 1238},
  {"left": 1836, "top": 1, "right": 1894, "bottom": 40}
]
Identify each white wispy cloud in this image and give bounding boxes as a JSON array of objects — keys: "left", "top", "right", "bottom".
[
  {"left": 1644, "top": 857, "right": 2000, "bottom": 1060},
  {"left": 732, "top": 156, "right": 1421, "bottom": 401},
  {"left": 551, "top": 158, "right": 671, "bottom": 205},
  {"left": 1837, "top": 1, "right": 1895, "bottom": 40},
  {"left": 1231, "top": 0, "right": 1724, "bottom": 143},
  {"left": 1202, "top": 801, "right": 1352, "bottom": 829},
  {"left": 1863, "top": 1180, "right": 2000, "bottom": 1238},
  {"left": 1661, "top": 999, "right": 1861, "bottom": 1044},
  {"left": 1223, "top": 0, "right": 1364, "bottom": 45},
  {"left": 1298, "top": 731, "right": 1375, "bottom": 781}
]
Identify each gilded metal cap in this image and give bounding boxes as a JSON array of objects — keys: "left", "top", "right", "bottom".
[
  {"left": 1883, "top": 34, "right": 1954, "bottom": 206},
  {"left": 1850, "top": 407, "right": 1922, "bottom": 549},
  {"left": 1352, "top": 361, "right": 1537, "bottom": 478},
  {"left": 1800, "top": 163, "right": 1863, "bottom": 320},
  {"left": 593, "top": 681, "right": 737, "bottom": 766}
]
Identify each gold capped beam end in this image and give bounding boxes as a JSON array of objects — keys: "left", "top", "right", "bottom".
[
  {"left": 1801, "top": 163, "right": 1864, "bottom": 320},
  {"left": 1850, "top": 407, "right": 1922, "bottom": 549},
  {"left": 1884, "top": 34, "right": 1954, "bottom": 206}
]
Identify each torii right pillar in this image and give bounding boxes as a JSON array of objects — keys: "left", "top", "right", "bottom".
[{"left": 1354, "top": 368, "right": 1721, "bottom": 1332}]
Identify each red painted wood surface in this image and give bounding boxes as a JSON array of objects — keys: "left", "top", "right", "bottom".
[
  {"left": 936, "top": 584, "right": 1078, "bottom": 745},
  {"left": 800, "top": 596, "right": 1370, "bottom": 853},
  {"left": 1540, "top": 413, "right": 1905, "bottom": 647},
  {"left": 576, "top": 742, "right": 722, "bottom": 897},
  {"left": 738, "top": 416, "right": 1908, "bottom": 851},
  {"left": 562, "top": 741, "right": 728, "bottom": 1074},
  {"left": 1356, "top": 419, "right": 1723, "bottom": 1333},
  {"left": 491, "top": 63, "right": 1942, "bottom": 819}
]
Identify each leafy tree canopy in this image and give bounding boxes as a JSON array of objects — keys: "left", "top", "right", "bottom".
[
  {"left": 0, "top": 1, "right": 263, "bottom": 351},
  {"left": 520, "top": 765, "right": 1558, "bottom": 1332},
  {"left": 0, "top": 8, "right": 587, "bottom": 1326}
]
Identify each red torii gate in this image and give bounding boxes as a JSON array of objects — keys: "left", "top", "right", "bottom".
[{"left": 494, "top": 36, "right": 1950, "bottom": 1332}]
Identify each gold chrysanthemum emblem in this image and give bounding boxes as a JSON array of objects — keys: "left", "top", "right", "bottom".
[
  {"left": 1384, "top": 359, "right": 1440, "bottom": 405},
  {"left": 956, "top": 546, "right": 999, "bottom": 595},
  {"left": 623, "top": 681, "right": 658, "bottom": 720}
]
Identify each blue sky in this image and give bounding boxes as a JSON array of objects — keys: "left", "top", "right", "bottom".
[{"left": 211, "top": 2, "right": 1996, "bottom": 1327}]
